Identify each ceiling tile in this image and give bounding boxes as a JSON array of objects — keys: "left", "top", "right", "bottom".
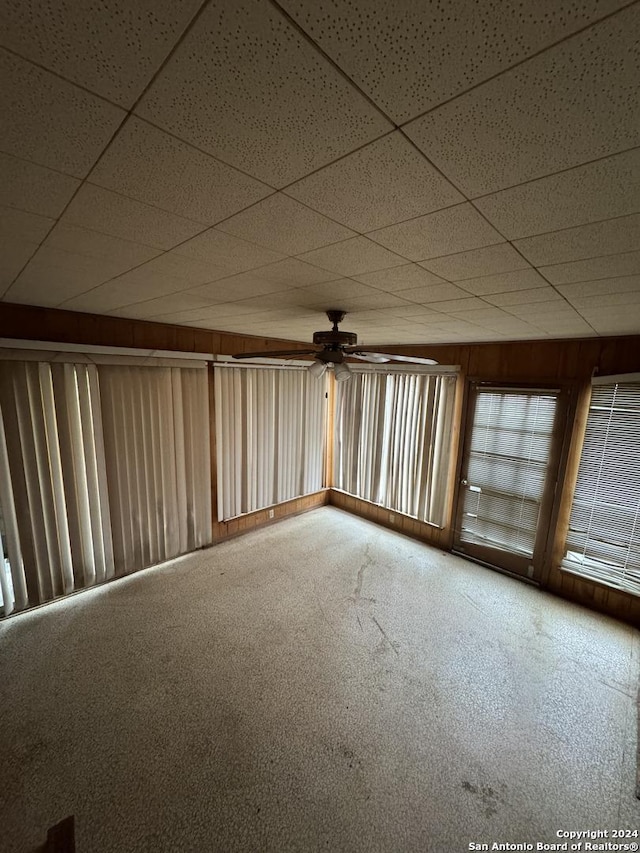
[
  {"left": 189, "top": 272, "right": 296, "bottom": 303},
  {"left": 0, "top": 0, "right": 203, "bottom": 108},
  {"left": 44, "top": 222, "right": 159, "bottom": 268},
  {"left": 0, "top": 49, "right": 125, "bottom": 178},
  {"left": 284, "top": 131, "right": 463, "bottom": 232},
  {"left": 90, "top": 118, "right": 272, "bottom": 225},
  {"left": 353, "top": 264, "right": 448, "bottom": 292},
  {"left": 0, "top": 205, "right": 54, "bottom": 245},
  {"left": 475, "top": 148, "right": 640, "bottom": 240},
  {"left": 557, "top": 276, "right": 640, "bottom": 300},
  {"left": 485, "top": 286, "right": 565, "bottom": 307},
  {"left": 136, "top": 0, "right": 392, "bottom": 187},
  {"left": 513, "top": 214, "right": 640, "bottom": 265},
  {"left": 278, "top": 0, "right": 629, "bottom": 123},
  {"left": 420, "top": 243, "right": 530, "bottom": 281},
  {"left": 392, "top": 283, "right": 473, "bottom": 305},
  {"left": 539, "top": 251, "right": 640, "bottom": 285},
  {"left": 174, "top": 228, "right": 286, "bottom": 271},
  {"left": 0, "top": 239, "right": 40, "bottom": 297},
  {"left": 456, "top": 268, "right": 549, "bottom": 296},
  {"left": 405, "top": 5, "right": 640, "bottom": 196},
  {"left": 564, "top": 289, "right": 640, "bottom": 310},
  {"left": 106, "top": 291, "right": 218, "bottom": 321},
  {"left": 5, "top": 247, "right": 135, "bottom": 306},
  {"left": 368, "top": 203, "right": 503, "bottom": 261},
  {"left": 247, "top": 258, "right": 338, "bottom": 287},
  {"left": 216, "top": 194, "right": 355, "bottom": 255},
  {"left": 125, "top": 252, "right": 234, "bottom": 287},
  {"left": 432, "top": 297, "right": 489, "bottom": 313},
  {"left": 298, "top": 236, "right": 406, "bottom": 277},
  {"left": 0, "top": 153, "right": 80, "bottom": 218},
  {"left": 60, "top": 269, "right": 197, "bottom": 313},
  {"left": 505, "top": 301, "right": 586, "bottom": 320},
  {"left": 61, "top": 185, "right": 203, "bottom": 250}
]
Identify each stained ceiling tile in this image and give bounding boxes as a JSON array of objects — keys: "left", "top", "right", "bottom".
[
  {"left": 61, "top": 185, "right": 203, "bottom": 250},
  {"left": 454, "top": 269, "right": 549, "bottom": 296},
  {"left": 284, "top": 131, "right": 463, "bottom": 232},
  {"left": 298, "top": 236, "right": 406, "bottom": 277},
  {"left": 539, "top": 251, "right": 640, "bottom": 285},
  {"left": 405, "top": 5, "right": 640, "bottom": 196},
  {"left": 0, "top": 50, "right": 125, "bottom": 178},
  {"left": 174, "top": 228, "right": 286, "bottom": 271},
  {"left": 475, "top": 148, "right": 640, "bottom": 240},
  {"left": 353, "top": 264, "right": 448, "bottom": 292},
  {"left": 512, "top": 214, "right": 640, "bottom": 266},
  {"left": 420, "top": 243, "right": 530, "bottom": 281},
  {"left": 0, "top": 153, "right": 80, "bottom": 218},
  {"left": 557, "top": 276, "right": 640, "bottom": 300},
  {"left": 368, "top": 203, "right": 503, "bottom": 261},
  {"left": 278, "top": 0, "right": 629, "bottom": 123},
  {"left": 90, "top": 118, "right": 272, "bottom": 225},
  {"left": 0, "top": 0, "right": 203, "bottom": 107},
  {"left": 136, "top": 0, "right": 391, "bottom": 187},
  {"left": 216, "top": 194, "right": 355, "bottom": 256}
]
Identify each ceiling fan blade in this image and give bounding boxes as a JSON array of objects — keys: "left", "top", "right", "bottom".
[
  {"left": 349, "top": 352, "right": 391, "bottom": 363},
  {"left": 232, "top": 349, "right": 319, "bottom": 359},
  {"left": 345, "top": 348, "right": 439, "bottom": 365}
]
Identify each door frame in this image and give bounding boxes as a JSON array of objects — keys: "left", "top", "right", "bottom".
[{"left": 452, "top": 379, "right": 571, "bottom": 583}]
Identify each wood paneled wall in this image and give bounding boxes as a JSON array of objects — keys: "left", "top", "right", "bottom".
[{"left": 2, "top": 302, "right": 639, "bottom": 626}]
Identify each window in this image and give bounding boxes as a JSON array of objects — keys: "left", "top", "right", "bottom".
[
  {"left": 459, "top": 389, "right": 558, "bottom": 557},
  {"left": 562, "top": 379, "right": 640, "bottom": 595},
  {"left": 214, "top": 364, "right": 327, "bottom": 521},
  {"left": 333, "top": 368, "right": 457, "bottom": 526},
  {"left": 0, "top": 355, "right": 212, "bottom": 615}
]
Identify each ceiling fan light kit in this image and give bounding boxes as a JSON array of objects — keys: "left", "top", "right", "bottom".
[{"left": 232, "top": 310, "right": 439, "bottom": 380}]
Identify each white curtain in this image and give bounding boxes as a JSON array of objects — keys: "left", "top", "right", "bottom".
[
  {"left": 333, "top": 370, "right": 457, "bottom": 526},
  {"left": 214, "top": 365, "right": 327, "bottom": 521},
  {"left": 98, "top": 365, "right": 212, "bottom": 575},
  {"left": 0, "top": 361, "right": 114, "bottom": 614}
]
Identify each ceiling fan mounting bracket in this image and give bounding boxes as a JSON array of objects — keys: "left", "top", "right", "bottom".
[{"left": 326, "top": 309, "right": 346, "bottom": 329}]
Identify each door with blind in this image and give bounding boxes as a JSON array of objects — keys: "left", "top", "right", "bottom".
[{"left": 454, "top": 385, "right": 565, "bottom": 581}]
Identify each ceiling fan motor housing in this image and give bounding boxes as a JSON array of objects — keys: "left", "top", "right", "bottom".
[{"left": 312, "top": 329, "right": 357, "bottom": 347}]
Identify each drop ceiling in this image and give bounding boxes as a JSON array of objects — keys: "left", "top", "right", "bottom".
[{"left": 1, "top": 0, "right": 639, "bottom": 346}]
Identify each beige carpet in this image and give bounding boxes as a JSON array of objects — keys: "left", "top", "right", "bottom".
[{"left": 1, "top": 507, "right": 639, "bottom": 852}]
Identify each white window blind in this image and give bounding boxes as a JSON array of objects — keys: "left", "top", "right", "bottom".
[
  {"left": 0, "top": 360, "right": 114, "bottom": 614},
  {"left": 460, "top": 390, "right": 558, "bottom": 557},
  {"left": 333, "top": 370, "right": 457, "bottom": 526},
  {"left": 98, "top": 365, "right": 212, "bottom": 575},
  {"left": 562, "top": 381, "right": 640, "bottom": 596},
  {"left": 214, "top": 365, "right": 327, "bottom": 521}
]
